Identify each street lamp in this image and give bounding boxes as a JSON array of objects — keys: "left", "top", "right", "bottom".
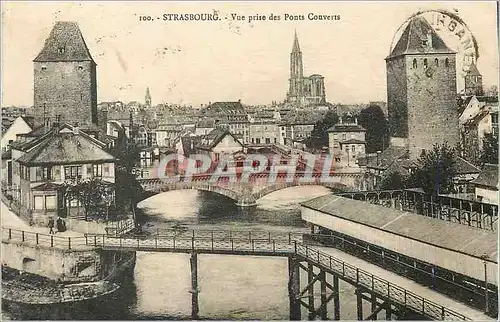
[{"left": 480, "top": 253, "right": 490, "bottom": 315}]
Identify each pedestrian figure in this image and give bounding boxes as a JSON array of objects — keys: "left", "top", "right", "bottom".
[
  {"left": 431, "top": 266, "right": 436, "bottom": 289},
  {"left": 56, "top": 217, "right": 64, "bottom": 232},
  {"left": 48, "top": 218, "right": 55, "bottom": 234}
]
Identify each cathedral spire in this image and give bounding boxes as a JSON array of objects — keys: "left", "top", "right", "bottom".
[{"left": 292, "top": 30, "right": 301, "bottom": 53}]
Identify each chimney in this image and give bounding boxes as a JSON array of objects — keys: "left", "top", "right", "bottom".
[{"left": 73, "top": 122, "right": 80, "bottom": 135}]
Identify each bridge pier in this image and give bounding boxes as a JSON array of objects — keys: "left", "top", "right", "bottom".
[
  {"left": 288, "top": 256, "right": 301, "bottom": 320},
  {"left": 190, "top": 252, "right": 199, "bottom": 320},
  {"left": 235, "top": 200, "right": 257, "bottom": 207}
]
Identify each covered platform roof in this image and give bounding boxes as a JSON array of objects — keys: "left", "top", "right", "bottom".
[{"left": 301, "top": 195, "right": 498, "bottom": 262}]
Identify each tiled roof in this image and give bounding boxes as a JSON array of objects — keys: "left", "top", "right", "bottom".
[
  {"left": 365, "top": 146, "right": 408, "bottom": 170},
  {"left": 470, "top": 164, "right": 498, "bottom": 189},
  {"left": 34, "top": 21, "right": 94, "bottom": 62},
  {"left": 388, "top": 16, "right": 454, "bottom": 59},
  {"left": 16, "top": 124, "right": 114, "bottom": 165},
  {"left": 206, "top": 101, "right": 245, "bottom": 115},
  {"left": 466, "top": 62, "right": 481, "bottom": 76},
  {"left": 327, "top": 124, "right": 366, "bottom": 133},
  {"left": 453, "top": 156, "right": 480, "bottom": 175}
]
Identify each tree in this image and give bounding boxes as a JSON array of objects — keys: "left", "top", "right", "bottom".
[
  {"left": 110, "top": 133, "right": 143, "bottom": 211},
  {"left": 63, "top": 177, "right": 113, "bottom": 221},
  {"left": 306, "top": 110, "right": 339, "bottom": 149},
  {"left": 479, "top": 133, "right": 499, "bottom": 165},
  {"left": 377, "top": 171, "right": 407, "bottom": 190},
  {"left": 406, "top": 144, "right": 457, "bottom": 195},
  {"left": 358, "top": 105, "right": 389, "bottom": 153}
]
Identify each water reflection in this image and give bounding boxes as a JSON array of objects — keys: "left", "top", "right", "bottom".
[{"left": 5, "top": 187, "right": 340, "bottom": 320}]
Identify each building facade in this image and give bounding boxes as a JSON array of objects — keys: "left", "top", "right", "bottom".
[
  {"left": 327, "top": 117, "right": 366, "bottom": 168},
  {"left": 10, "top": 124, "right": 115, "bottom": 225}
]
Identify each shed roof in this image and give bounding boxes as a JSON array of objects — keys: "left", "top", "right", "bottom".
[{"left": 301, "top": 195, "right": 497, "bottom": 261}]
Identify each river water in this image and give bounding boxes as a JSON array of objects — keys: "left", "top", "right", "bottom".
[{"left": 2, "top": 187, "right": 378, "bottom": 320}]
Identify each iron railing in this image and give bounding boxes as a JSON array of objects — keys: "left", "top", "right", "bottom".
[{"left": 2, "top": 226, "right": 471, "bottom": 320}]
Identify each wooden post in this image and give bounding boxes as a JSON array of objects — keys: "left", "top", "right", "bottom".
[
  {"left": 371, "top": 292, "right": 377, "bottom": 320},
  {"left": 190, "top": 252, "right": 199, "bottom": 320},
  {"left": 356, "top": 288, "right": 363, "bottom": 320},
  {"left": 288, "top": 256, "right": 301, "bottom": 321},
  {"left": 308, "top": 263, "right": 315, "bottom": 320},
  {"left": 386, "top": 303, "right": 391, "bottom": 320},
  {"left": 333, "top": 275, "right": 340, "bottom": 320},
  {"left": 319, "top": 270, "right": 327, "bottom": 320}
]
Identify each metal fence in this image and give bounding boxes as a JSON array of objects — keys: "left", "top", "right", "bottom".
[{"left": 2, "top": 226, "right": 471, "bottom": 320}]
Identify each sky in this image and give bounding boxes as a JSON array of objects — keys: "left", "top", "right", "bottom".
[{"left": 1, "top": 1, "right": 498, "bottom": 107}]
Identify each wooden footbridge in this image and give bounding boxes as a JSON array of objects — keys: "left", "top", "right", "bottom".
[{"left": 2, "top": 227, "right": 487, "bottom": 321}]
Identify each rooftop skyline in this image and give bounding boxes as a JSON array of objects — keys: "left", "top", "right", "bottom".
[{"left": 1, "top": 2, "right": 498, "bottom": 107}]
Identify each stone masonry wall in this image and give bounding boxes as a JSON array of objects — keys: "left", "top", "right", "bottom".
[
  {"left": 386, "top": 56, "right": 408, "bottom": 140},
  {"left": 405, "top": 54, "right": 459, "bottom": 159},
  {"left": 33, "top": 61, "right": 97, "bottom": 128}
]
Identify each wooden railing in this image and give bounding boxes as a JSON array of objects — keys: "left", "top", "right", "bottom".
[{"left": 2, "top": 226, "right": 471, "bottom": 320}]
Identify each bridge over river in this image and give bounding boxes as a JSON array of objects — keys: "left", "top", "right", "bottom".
[
  {"left": 2, "top": 227, "right": 492, "bottom": 321},
  {"left": 138, "top": 172, "right": 368, "bottom": 206}
]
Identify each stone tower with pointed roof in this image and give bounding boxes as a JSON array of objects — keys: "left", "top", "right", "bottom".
[
  {"left": 386, "top": 16, "right": 459, "bottom": 159},
  {"left": 145, "top": 87, "right": 152, "bottom": 108},
  {"left": 33, "top": 21, "right": 98, "bottom": 129},
  {"left": 285, "top": 32, "right": 326, "bottom": 107},
  {"left": 288, "top": 31, "right": 304, "bottom": 103},
  {"left": 464, "top": 61, "right": 483, "bottom": 96}
]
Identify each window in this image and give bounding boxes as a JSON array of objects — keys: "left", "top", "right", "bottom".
[
  {"left": 423, "top": 58, "right": 428, "bottom": 69},
  {"left": 445, "top": 58, "right": 449, "bottom": 67},
  {"left": 45, "top": 195, "right": 56, "bottom": 210},
  {"left": 434, "top": 58, "right": 439, "bottom": 66},
  {"left": 491, "top": 113, "right": 498, "bottom": 124},
  {"left": 413, "top": 59, "right": 417, "bottom": 68},
  {"left": 92, "top": 164, "right": 103, "bottom": 177},
  {"left": 352, "top": 145, "right": 356, "bottom": 153},
  {"left": 256, "top": 138, "right": 261, "bottom": 144},
  {"left": 214, "top": 153, "right": 220, "bottom": 162},
  {"left": 265, "top": 138, "right": 271, "bottom": 144},
  {"left": 34, "top": 196, "right": 44, "bottom": 210},
  {"left": 42, "top": 166, "right": 52, "bottom": 180},
  {"left": 342, "top": 133, "right": 346, "bottom": 140},
  {"left": 64, "top": 166, "right": 81, "bottom": 180},
  {"left": 69, "top": 198, "right": 79, "bottom": 207},
  {"left": 78, "top": 66, "right": 83, "bottom": 71},
  {"left": 41, "top": 66, "right": 47, "bottom": 71},
  {"left": 58, "top": 47, "right": 65, "bottom": 54}
]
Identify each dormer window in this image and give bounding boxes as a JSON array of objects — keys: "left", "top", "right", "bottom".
[{"left": 58, "top": 47, "right": 65, "bottom": 54}]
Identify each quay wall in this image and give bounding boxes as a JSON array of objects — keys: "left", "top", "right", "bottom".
[{"left": 1, "top": 240, "right": 135, "bottom": 283}]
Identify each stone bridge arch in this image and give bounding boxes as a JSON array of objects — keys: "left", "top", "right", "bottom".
[
  {"left": 139, "top": 179, "right": 243, "bottom": 204},
  {"left": 251, "top": 182, "right": 349, "bottom": 202}
]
